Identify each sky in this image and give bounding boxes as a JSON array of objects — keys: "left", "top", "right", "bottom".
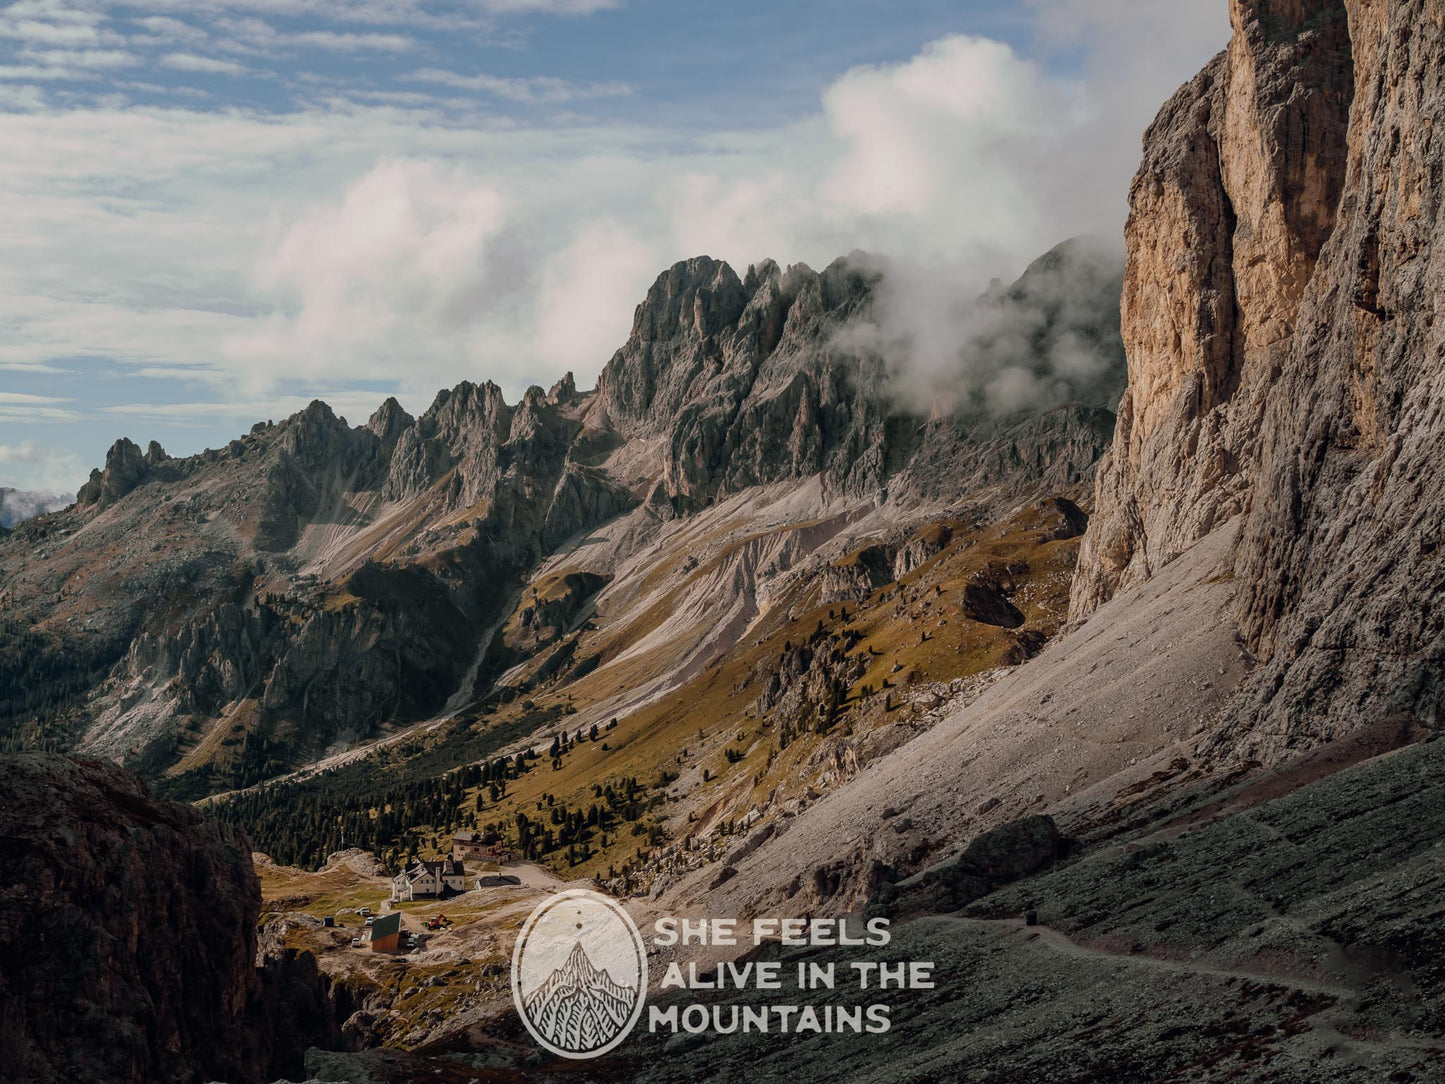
[{"left": 0, "top": 0, "right": 1228, "bottom": 496}]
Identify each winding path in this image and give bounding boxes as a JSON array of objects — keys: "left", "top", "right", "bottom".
[{"left": 927, "top": 915, "right": 1445, "bottom": 1057}]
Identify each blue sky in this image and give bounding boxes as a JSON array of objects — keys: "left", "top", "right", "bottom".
[{"left": 0, "top": 0, "right": 1226, "bottom": 495}]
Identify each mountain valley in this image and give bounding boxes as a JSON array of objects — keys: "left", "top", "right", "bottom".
[{"left": 3, "top": 0, "right": 1445, "bottom": 1080}]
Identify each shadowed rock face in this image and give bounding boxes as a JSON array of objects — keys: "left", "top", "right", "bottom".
[
  {"left": 961, "top": 582, "right": 1026, "bottom": 630},
  {"left": 1074, "top": 0, "right": 1445, "bottom": 759},
  {"left": 0, "top": 753, "right": 336, "bottom": 1084},
  {"left": 870, "top": 814, "right": 1066, "bottom": 919}
]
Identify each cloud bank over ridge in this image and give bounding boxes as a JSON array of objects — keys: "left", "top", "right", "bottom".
[{"left": 0, "top": 0, "right": 1227, "bottom": 490}]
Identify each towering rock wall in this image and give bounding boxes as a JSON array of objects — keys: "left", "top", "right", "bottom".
[
  {"left": 1074, "top": 0, "right": 1445, "bottom": 758},
  {"left": 1072, "top": 0, "right": 1354, "bottom": 615},
  {"left": 0, "top": 754, "right": 335, "bottom": 1083}
]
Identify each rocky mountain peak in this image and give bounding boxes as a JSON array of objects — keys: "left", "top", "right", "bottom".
[
  {"left": 366, "top": 395, "right": 414, "bottom": 449},
  {"left": 280, "top": 399, "right": 360, "bottom": 471},
  {"left": 548, "top": 370, "right": 580, "bottom": 404},
  {"left": 742, "top": 257, "right": 781, "bottom": 296},
  {"left": 75, "top": 435, "right": 170, "bottom": 508},
  {"left": 634, "top": 255, "right": 748, "bottom": 343}
]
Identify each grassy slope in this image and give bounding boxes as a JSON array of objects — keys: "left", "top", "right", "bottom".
[{"left": 380, "top": 499, "right": 1087, "bottom": 884}]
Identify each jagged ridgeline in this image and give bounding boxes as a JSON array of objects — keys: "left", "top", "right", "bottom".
[{"left": 0, "top": 240, "right": 1123, "bottom": 803}]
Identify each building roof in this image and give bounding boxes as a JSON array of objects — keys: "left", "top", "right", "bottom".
[
  {"left": 398, "top": 857, "right": 466, "bottom": 882},
  {"left": 453, "top": 830, "right": 478, "bottom": 842},
  {"left": 370, "top": 912, "right": 402, "bottom": 939}
]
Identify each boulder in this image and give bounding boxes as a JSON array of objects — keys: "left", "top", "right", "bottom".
[{"left": 872, "top": 815, "right": 1067, "bottom": 919}]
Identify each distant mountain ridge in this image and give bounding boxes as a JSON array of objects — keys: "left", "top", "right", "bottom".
[{"left": 0, "top": 240, "right": 1125, "bottom": 791}]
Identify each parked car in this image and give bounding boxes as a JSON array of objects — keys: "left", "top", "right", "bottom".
[
  {"left": 364, "top": 917, "right": 374, "bottom": 927},
  {"left": 358, "top": 907, "right": 372, "bottom": 917},
  {"left": 350, "top": 937, "right": 361, "bottom": 947}
]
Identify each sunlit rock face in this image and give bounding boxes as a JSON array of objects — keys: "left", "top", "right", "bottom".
[{"left": 1075, "top": 0, "right": 1445, "bottom": 758}]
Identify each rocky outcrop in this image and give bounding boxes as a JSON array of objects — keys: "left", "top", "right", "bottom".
[
  {"left": 76, "top": 437, "right": 174, "bottom": 508},
  {"left": 961, "top": 581, "right": 1025, "bottom": 630},
  {"left": 892, "top": 523, "right": 954, "bottom": 579},
  {"left": 594, "top": 242, "right": 1126, "bottom": 508},
  {"left": 0, "top": 754, "right": 337, "bottom": 1083},
  {"left": 383, "top": 380, "right": 514, "bottom": 505},
  {"left": 822, "top": 544, "right": 897, "bottom": 603},
  {"left": 1037, "top": 497, "right": 1088, "bottom": 542},
  {"left": 503, "top": 571, "right": 609, "bottom": 657},
  {"left": 755, "top": 628, "right": 870, "bottom": 745},
  {"left": 1072, "top": 0, "right": 1445, "bottom": 757}
]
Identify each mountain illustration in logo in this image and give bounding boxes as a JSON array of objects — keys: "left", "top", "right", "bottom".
[{"left": 522, "top": 940, "right": 639, "bottom": 1053}]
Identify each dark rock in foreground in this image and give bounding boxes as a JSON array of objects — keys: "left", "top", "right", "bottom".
[{"left": 0, "top": 753, "right": 337, "bottom": 1084}]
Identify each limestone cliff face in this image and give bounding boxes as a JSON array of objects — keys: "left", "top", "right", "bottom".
[
  {"left": 1075, "top": 0, "right": 1445, "bottom": 756},
  {"left": 1073, "top": 0, "right": 1353, "bottom": 615},
  {"left": 0, "top": 754, "right": 337, "bottom": 1083}
]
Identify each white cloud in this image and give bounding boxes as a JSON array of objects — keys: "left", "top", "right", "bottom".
[
  {"left": 0, "top": 390, "right": 70, "bottom": 405},
  {"left": 106, "top": 0, "right": 615, "bottom": 31},
  {"left": 203, "top": 16, "right": 418, "bottom": 54},
  {"left": 0, "top": 407, "right": 79, "bottom": 424},
  {"left": 0, "top": 4, "right": 1228, "bottom": 444},
  {"left": 531, "top": 219, "right": 658, "bottom": 374},
  {"left": 4, "top": 0, "right": 100, "bottom": 17},
  {"left": 235, "top": 158, "right": 510, "bottom": 389},
  {"left": 470, "top": 0, "right": 620, "bottom": 12},
  {"left": 160, "top": 51, "right": 246, "bottom": 74},
  {"left": 128, "top": 15, "right": 208, "bottom": 46},
  {"left": 0, "top": 81, "right": 44, "bottom": 106},
  {"left": 407, "top": 67, "right": 631, "bottom": 103},
  {"left": 0, "top": 487, "right": 73, "bottom": 524},
  {"left": 286, "top": 30, "right": 416, "bottom": 51},
  {"left": 0, "top": 438, "right": 43, "bottom": 462},
  {"left": 0, "top": 392, "right": 81, "bottom": 421},
  {"left": 822, "top": 36, "right": 1068, "bottom": 238},
  {"left": 0, "top": 438, "right": 86, "bottom": 494},
  {"left": 20, "top": 46, "right": 135, "bottom": 67},
  {"left": 0, "top": 18, "right": 102, "bottom": 46}
]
